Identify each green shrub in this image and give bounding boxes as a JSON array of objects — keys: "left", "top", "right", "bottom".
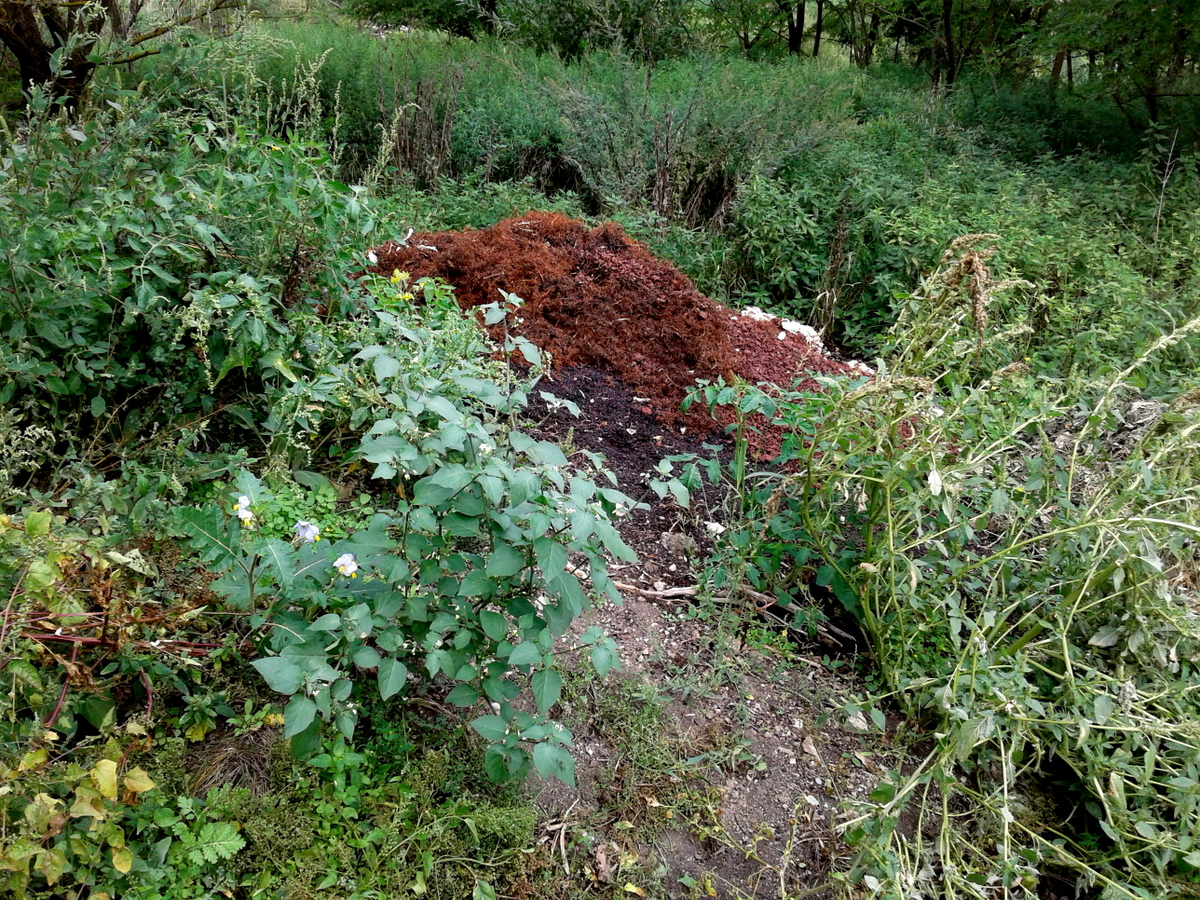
[
  {"left": 176, "top": 276, "right": 630, "bottom": 785},
  {"left": 0, "top": 87, "right": 378, "bottom": 494}
]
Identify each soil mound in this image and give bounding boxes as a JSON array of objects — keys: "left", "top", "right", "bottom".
[{"left": 365, "top": 212, "right": 853, "bottom": 430}]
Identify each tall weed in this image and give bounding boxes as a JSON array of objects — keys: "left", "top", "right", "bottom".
[{"left": 730, "top": 241, "right": 1200, "bottom": 898}]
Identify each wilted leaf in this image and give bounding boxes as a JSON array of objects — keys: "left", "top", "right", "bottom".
[
  {"left": 111, "top": 846, "right": 133, "bottom": 874},
  {"left": 1088, "top": 625, "right": 1122, "bottom": 648},
  {"left": 92, "top": 760, "right": 118, "bottom": 800}
]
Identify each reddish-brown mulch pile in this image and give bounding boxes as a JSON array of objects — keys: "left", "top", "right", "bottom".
[{"left": 365, "top": 211, "right": 853, "bottom": 437}]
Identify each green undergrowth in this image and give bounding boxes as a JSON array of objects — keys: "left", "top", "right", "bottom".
[
  {"left": 127, "top": 22, "right": 1200, "bottom": 374},
  {"left": 0, "top": 69, "right": 638, "bottom": 896}
]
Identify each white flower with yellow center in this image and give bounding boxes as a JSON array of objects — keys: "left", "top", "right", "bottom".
[
  {"left": 294, "top": 521, "right": 320, "bottom": 543},
  {"left": 232, "top": 495, "right": 255, "bottom": 522}
]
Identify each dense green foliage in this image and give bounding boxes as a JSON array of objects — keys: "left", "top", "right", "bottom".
[
  {"left": 0, "top": 55, "right": 631, "bottom": 898},
  {"left": 1, "top": 9, "right": 1199, "bottom": 900}
]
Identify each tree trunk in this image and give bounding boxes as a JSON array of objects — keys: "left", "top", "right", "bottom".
[
  {"left": 941, "top": 0, "right": 956, "bottom": 85},
  {"left": 0, "top": 2, "right": 100, "bottom": 110},
  {"left": 812, "top": 0, "right": 824, "bottom": 58},
  {"left": 1049, "top": 48, "right": 1066, "bottom": 95},
  {"left": 863, "top": 11, "right": 880, "bottom": 67},
  {"left": 784, "top": 1, "right": 805, "bottom": 56},
  {"left": 1144, "top": 74, "right": 1160, "bottom": 123}
]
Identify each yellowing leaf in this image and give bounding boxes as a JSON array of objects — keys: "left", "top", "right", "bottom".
[
  {"left": 23, "top": 793, "right": 63, "bottom": 834},
  {"left": 19, "top": 748, "right": 47, "bottom": 772},
  {"left": 92, "top": 759, "right": 119, "bottom": 800},
  {"left": 185, "top": 720, "right": 212, "bottom": 742},
  {"left": 111, "top": 846, "right": 133, "bottom": 874},
  {"left": 124, "top": 767, "right": 156, "bottom": 793},
  {"left": 70, "top": 785, "right": 108, "bottom": 821},
  {"left": 35, "top": 848, "right": 67, "bottom": 885},
  {"left": 624, "top": 884, "right": 646, "bottom": 897}
]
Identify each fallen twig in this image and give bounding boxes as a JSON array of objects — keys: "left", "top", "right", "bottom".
[{"left": 612, "top": 581, "right": 697, "bottom": 600}]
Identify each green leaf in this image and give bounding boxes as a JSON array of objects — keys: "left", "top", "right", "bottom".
[
  {"left": 533, "top": 742, "right": 575, "bottom": 788},
  {"left": 293, "top": 470, "right": 333, "bottom": 491},
  {"left": 191, "top": 823, "right": 246, "bottom": 863},
  {"left": 528, "top": 440, "right": 568, "bottom": 468},
  {"left": 1134, "top": 821, "right": 1158, "bottom": 840},
  {"left": 24, "top": 511, "right": 52, "bottom": 537},
  {"left": 413, "top": 465, "right": 474, "bottom": 506},
  {"left": 531, "top": 668, "right": 562, "bottom": 715},
  {"left": 289, "top": 720, "right": 322, "bottom": 758},
  {"left": 353, "top": 646, "right": 382, "bottom": 669},
  {"left": 533, "top": 537, "right": 568, "bottom": 578},
  {"left": 175, "top": 506, "right": 239, "bottom": 570},
  {"left": 309, "top": 613, "right": 342, "bottom": 632},
  {"left": 378, "top": 657, "right": 408, "bottom": 700},
  {"left": 284, "top": 695, "right": 317, "bottom": 738},
  {"left": 1089, "top": 625, "right": 1121, "bottom": 648},
  {"left": 480, "top": 610, "right": 509, "bottom": 642},
  {"left": 459, "top": 569, "right": 493, "bottom": 597},
  {"left": 259, "top": 539, "right": 296, "bottom": 588},
  {"left": 869, "top": 782, "right": 897, "bottom": 803},
  {"left": 90, "top": 395, "right": 106, "bottom": 417},
  {"left": 374, "top": 354, "right": 402, "bottom": 380},
  {"left": 251, "top": 657, "right": 303, "bottom": 695},
  {"left": 261, "top": 349, "right": 299, "bottom": 382},
  {"left": 471, "top": 714, "right": 509, "bottom": 742},
  {"left": 235, "top": 469, "right": 269, "bottom": 505},
  {"left": 507, "top": 643, "right": 542, "bottom": 667},
  {"left": 446, "top": 684, "right": 481, "bottom": 707},
  {"left": 591, "top": 643, "right": 619, "bottom": 677},
  {"left": 486, "top": 543, "right": 526, "bottom": 578}
]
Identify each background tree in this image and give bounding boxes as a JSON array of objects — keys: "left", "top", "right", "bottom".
[
  {"left": 695, "top": 0, "right": 780, "bottom": 55},
  {"left": 1042, "top": 0, "right": 1200, "bottom": 123},
  {"left": 0, "top": 0, "right": 247, "bottom": 108}
]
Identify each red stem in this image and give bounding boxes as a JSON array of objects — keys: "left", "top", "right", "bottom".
[
  {"left": 44, "top": 644, "right": 79, "bottom": 728},
  {"left": 140, "top": 670, "right": 154, "bottom": 719}
]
